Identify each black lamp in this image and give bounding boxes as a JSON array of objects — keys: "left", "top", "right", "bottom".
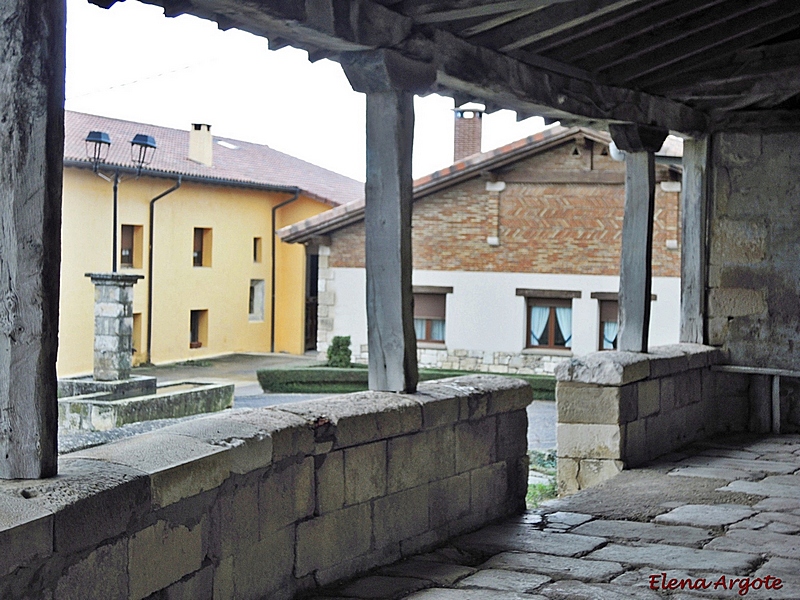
[
  {"left": 85, "top": 131, "right": 111, "bottom": 170},
  {"left": 130, "top": 134, "right": 157, "bottom": 173}
]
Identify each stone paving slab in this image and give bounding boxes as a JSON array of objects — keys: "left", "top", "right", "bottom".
[
  {"left": 587, "top": 542, "right": 760, "bottom": 574},
  {"left": 480, "top": 552, "right": 625, "bottom": 583},
  {"left": 678, "top": 456, "right": 798, "bottom": 474},
  {"left": 456, "top": 569, "right": 551, "bottom": 594},
  {"left": 537, "top": 580, "right": 667, "bottom": 600},
  {"left": 453, "top": 525, "right": 606, "bottom": 557},
  {"left": 378, "top": 560, "right": 476, "bottom": 586},
  {"left": 653, "top": 504, "right": 755, "bottom": 528},
  {"left": 668, "top": 466, "right": 762, "bottom": 480},
  {"left": 719, "top": 480, "right": 800, "bottom": 498},
  {"left": 571, "top": 519, "right": 713, "bottom": 547},
  {"left": 705, "top": 528, "right": 800, "bottom": 559},
  {"left": 332, "top": 575, "right": 432, "bottom": 599},
  {"left": 405, "top": 590, "right": 547, "bottom": 600}
]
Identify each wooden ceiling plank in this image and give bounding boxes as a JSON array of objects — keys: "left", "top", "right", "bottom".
[
  {"left": 460, "top": 7, "right": 543, "bottom": 37},
  {"left": 467, "top": 0, "right": 647, "bottom": 52},
  {"left": 621, "top": 4, "right": 800, "bottom": 89},
  {"left": 545, "top": 0, "right": 725, "bottom": 66},
  {"left": 402, "top": 0, "right": 572, "bottom": 24},
  {"left": 588, "top": 0, "right": 779, "bottom": 75},
  {"left": 432, "top": 29, "right": 708, "bottom": 135}
]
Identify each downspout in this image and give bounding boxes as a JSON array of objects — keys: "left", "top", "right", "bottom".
[
  {"left": 271, "top": 188, "right": 301, "bottom": 353},
  {"left": 112, "top": 170, "right": 119, "bottom": 272},
  {"left": 145, "top": 176, "right": 182, "bottom": 364}
]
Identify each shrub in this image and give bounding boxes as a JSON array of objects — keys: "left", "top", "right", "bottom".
[{"left": 327, "top": 336, "right": 352, "bottom": 368}]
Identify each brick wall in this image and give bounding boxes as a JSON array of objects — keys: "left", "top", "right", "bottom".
[{"left": 330, "top": 140, "right": 680, "bottom": 278}]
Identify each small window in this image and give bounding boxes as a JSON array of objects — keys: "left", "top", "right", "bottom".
[
  {"left": 121, "top": 224, "right": 143, "bottom": 269},
  {"left": 413, "top": 293, "right": 446, "bottom": 343},
  {"left": 249, "top": 280, "right": 265, "bottom": 321},
  {"left": 253, "top": 237, "right": 262, "bottom": 263},
  {"left": 193, "top": 228, "right": 212, "bottom": 267},
  {"left": 526, "top": 298, "right": 572, "bottom": 349},
  {"left": 190, "top": 309, "right": 208, "bottom": 348},
  {"left": 599, "top": 300, "right": 619, "bottom": 350}
]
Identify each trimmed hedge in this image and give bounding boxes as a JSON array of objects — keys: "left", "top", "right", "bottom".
[{"left": 256, "top": 366, "right": 555, "bottom": 399}]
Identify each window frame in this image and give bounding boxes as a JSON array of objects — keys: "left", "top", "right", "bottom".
[
  {"left": 120, "top": 224, "right": 143, "bottom": 269},
  {"left": 525, "top": 298, "right": 572, "bottom": 349},
  {"left": 412, "top": 286, "right": 452, "bottom": 345},
  {"left": 193, "top": 227, "right": 212, "bottom": 267}
]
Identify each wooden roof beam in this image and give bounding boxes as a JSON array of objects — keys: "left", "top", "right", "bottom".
[
  {"left": 431, "top": 30, "right": 709, "bottom": 135},
  {"left": 399, "top": 0, "right": 573, "bottom": 24}
]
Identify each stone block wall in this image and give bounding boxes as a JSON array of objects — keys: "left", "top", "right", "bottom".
[
  {"left": 0, "top": 375, "right": 530, "bottom": 600},
  {"left": 554, "top": 344, "right": 743, "bottom": 495}
]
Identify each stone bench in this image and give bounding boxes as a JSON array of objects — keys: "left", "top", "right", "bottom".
[
  {"left": 555, "top": 344, "right": 732, "bottom": 495},
  {"left": 0, "top": 375, "right": 531, "bottom": 600}
]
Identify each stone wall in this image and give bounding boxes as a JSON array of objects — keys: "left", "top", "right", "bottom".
[
  {"left": 707, "top": 131, "right": 800, "bottom": 370},
  {"left": 554, "top": 344, "right": 743, "bottom": 495},
  {"left": 0, "top": 375, "right": 530, "bottom": 600}
]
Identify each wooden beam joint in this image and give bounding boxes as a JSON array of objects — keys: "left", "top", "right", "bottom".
[
  {"left": 341, "top": 48, "right": 436, "bottom": 94},
  {"left": 609, "top": 123, "right": 669, "bottom": 153}
]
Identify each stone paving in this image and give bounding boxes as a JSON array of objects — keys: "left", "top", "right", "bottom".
[{"left": 303, "top": 433, "right": 800, "bottom": 599}]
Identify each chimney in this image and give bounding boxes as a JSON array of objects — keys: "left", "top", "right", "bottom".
[
  {"left": 453, "top": 103, "right": 484, "bottom": 162},
  {"left": 188, "top": 123, "right": 213, "bottom": 166}
]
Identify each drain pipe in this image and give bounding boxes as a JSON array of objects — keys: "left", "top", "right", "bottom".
[
  {"left": 146, "top": 177, "right": 182, "bottom": 364},
  {"left": 271, "top": 188, "right": 301, "bottom": 353}
]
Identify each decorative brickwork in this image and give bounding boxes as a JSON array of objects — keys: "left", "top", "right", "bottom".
[{"left": 330, "top": 140, "right": 680, "bottom": 278}]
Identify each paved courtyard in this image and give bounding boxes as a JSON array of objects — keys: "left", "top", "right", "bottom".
[{"left": 305, "top": 433, "right": 800, "bottom": 600}]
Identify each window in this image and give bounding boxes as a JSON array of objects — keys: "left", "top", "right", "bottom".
[
  {"left": 249, "top": 280, "right": 265, "bottom": 321},
  {"left": 516, "top": 289, "right": 580, "bottom": 350},
  {"left": 190, "top": 309, "right": 208, "bottom": 348},
  {"left": 526, "top": 299, "right": 572, "bottom": 349},
  {"left": 413, "top": 292, "right": 446, "bottom": 343},
  {"left": 599, "top": 300, "right": 619, "bottom": 350},
  {"left": 120, "top": 224, "right": 143, "bottom": 268},
  {"left": 193, "top": 228, "right": 212, "bottom": 267},
  {"left": 253, "top": 237, "right": 262, "bottom": 263}
]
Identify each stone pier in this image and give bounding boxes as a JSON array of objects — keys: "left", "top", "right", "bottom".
[{"left": 85, "top": 272, "right": 144, "bottom": 381}]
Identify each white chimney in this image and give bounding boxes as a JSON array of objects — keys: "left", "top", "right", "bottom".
[{"left": 188, "top": 123, "right": 213, "bottom": 166}]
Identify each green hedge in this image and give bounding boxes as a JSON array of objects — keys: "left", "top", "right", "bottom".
[{"left": 256, "top": 366, "right": 555, "bottom": 399}]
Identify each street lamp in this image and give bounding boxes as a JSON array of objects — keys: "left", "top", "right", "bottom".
[{"left": 84, "top": 131, "right": 158, "bottom": 271}]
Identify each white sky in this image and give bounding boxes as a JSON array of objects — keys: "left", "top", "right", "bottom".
[{"left": 65, "top": 0, "right": 546, "bottom": 182}]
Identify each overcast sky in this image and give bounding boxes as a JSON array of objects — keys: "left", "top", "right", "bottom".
[{"left": 65, "top": 0, "right": 546, "bottom": 181}]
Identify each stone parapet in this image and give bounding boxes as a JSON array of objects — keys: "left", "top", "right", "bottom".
[
  {"left": 0, "top": 375, "right": 531, "bottom": 599},
  {"left": 554, "top": 344, "right": 740, "bottom": 496}
]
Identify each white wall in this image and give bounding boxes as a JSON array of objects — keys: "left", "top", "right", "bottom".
[{"left": 328, "top": 267, "right": 680, "bottom": 359}]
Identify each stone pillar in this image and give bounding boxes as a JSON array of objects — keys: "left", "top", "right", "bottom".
[
  {"left": 86, "top": 273, "right": 144, "bottom": 381},
  {"left": 609, "top": 124, "right": 669, "bottom": 353},
  {"left": 0, "top": 0, "right": 66, "bottom": 479},
  {"left": 341, "top": 50, "right": 435, "bottom": 392}
]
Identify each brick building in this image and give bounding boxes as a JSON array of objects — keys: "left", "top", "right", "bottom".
[{"left": 280, "top": 121, "right": 683, "bottom": 374}]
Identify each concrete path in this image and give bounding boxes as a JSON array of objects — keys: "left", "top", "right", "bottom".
[{"left": 306, "top": 433, "right": 800, "bottom": 600}]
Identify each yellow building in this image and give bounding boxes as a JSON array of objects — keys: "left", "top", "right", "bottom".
[{"left": 59, "top": 111, "right": 363, "bottom": 376}]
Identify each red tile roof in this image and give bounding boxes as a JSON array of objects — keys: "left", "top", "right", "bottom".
[
  {"left": 279, "top": 124, "right": 672, "bottom": 243},
  {"left": 64, "top": 111, "right": 364, "bottom": 206}
]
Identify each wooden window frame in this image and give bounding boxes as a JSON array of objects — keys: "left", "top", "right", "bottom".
[
  {"left": 525, "top": 298, "right": 572, "bottom": 350},
  {"left": 412, "top": 288, "right": 451, "bottom": 344},
  {"left": 120, "top": 224, "right": 143, "bottom": 269}
]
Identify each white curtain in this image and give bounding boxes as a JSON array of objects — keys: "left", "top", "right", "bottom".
[
  {"left": 414, "top": 319, "right": 425, "bottom": 340},
  {"left": 555, "top": 307, "right": 572, "bottom": 348},
  {"left": 430, "top": 319, "right": 445, "bottom": 341},
  {"left": 529, "top": 306, "right": 549, "bottom": 346},
  {"left": 603, "top": 321, "right": 619, "bottom": 349}
]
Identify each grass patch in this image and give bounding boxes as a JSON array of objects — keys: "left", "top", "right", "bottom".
[
  {"left": 529, "top": 449, "right": 557, "bottom": 475},
  {"left": 256, "top": 366, "right": 555, "bottom": 397},
  {"left": 526, "top": 479, "right": 557, "bottom": 509}
]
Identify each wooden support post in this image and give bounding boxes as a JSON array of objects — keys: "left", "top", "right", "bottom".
[
  {"left": 680, "top": 137, "right": 709, "bottom": 344},
  {"left": 0, "top": 0, "right": 66, "bottom": 478},
  {"left": 342, "top": 50, "right": 435, "bottom": 392},
  {"left": 609, "top": 124, "right": 668, "bottom": 353}
]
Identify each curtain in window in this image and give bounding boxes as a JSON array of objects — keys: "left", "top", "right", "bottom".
[
  {"left": 555, "top": 307, "right": 572, "bottom": 348},
  {"left": 430, "top": 319, "right": 445, "bottom": 341},
  {"left": 603, "top": 321, "right": 619, "bottom": 350},
  {"left": 529, "top": 306, "right": 549, "bottom": 346},
  {"left": 414, "top": 319, "right": 426, "bottom": 340}
]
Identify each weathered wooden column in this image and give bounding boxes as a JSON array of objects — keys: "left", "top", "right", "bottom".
[
  {"left": 341, "top": 50, "right": 435, "bottom": 392},
  {"left": 680, "top": 136, "right": 709, "bottom": 344},
  {"left": 609, "top": 124, "right": 668, "bottom": 353},
  {"left": 0, "top": 0, "right": 66, "bottom": 478}
]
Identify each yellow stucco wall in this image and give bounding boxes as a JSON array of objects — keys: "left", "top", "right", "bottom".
[{"left": 58, "top": 167, "right": 330, "bottom": 376}]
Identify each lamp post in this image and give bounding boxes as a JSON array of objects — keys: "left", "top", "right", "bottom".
[{"left": 85, "top": 131, "right": 157, "bottom": 271}]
